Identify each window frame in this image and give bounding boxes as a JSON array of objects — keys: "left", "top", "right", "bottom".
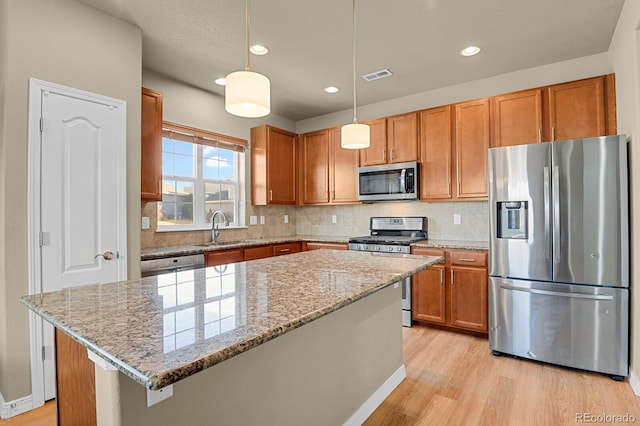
[{"left": 157, "top": 122, "right": 247, "bottom": 232}]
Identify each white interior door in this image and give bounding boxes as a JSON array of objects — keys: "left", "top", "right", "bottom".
[{"left": 28, "top": 79, "right": 127, "bottom": 404}]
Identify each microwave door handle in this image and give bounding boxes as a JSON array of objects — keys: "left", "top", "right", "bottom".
[{"left": 400, "top": 169, "right": 406, "bottom": 193}]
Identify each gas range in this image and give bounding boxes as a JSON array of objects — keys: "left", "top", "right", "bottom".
[{"left": 348, "top": 217, "right": 428, "bottom": 254}]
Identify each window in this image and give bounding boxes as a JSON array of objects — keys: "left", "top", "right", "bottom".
[{"left": 158, "top": 122, "right": 247, "bottom": 230}]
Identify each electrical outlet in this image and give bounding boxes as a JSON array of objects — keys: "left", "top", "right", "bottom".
[
  {"left": 453, "top": 214, "right": 461, "bottom": 225},
  {"left": 141, "top": 216, "right": 150, "bottom": 230},
  {"left": 249, "top": 215, "right": 257, "bottom": 225},
  {"left": 284, "top": 214, "right": 289, "bottom": 224},
  {"left": 331, "top": 215, "right": 337, "bottom": 224},
  {"left": 260, "top": 215, "right": 265, "bottom": 225}
]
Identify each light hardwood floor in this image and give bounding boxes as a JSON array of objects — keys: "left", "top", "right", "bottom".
[
  {"left": 5, "top": 325, "right": 639, "bottom": 425},
  {"left": 365, "top": 325, "right": 640, "bottom": 425}
]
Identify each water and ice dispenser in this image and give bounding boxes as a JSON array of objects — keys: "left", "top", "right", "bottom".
[{"left": 496, "top": 201, "right": 528, "bottom": 239}]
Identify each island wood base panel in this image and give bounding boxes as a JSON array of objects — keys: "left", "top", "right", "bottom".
[{"left": 96, "top": 285, "right": 403, "bottom": 425}]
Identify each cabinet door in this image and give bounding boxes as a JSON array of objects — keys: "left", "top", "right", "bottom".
[
  {"left": 455, "top": 99, "right": 490, "bottom": 199},
  {"left": 205, "top": 249, "right": 244, "bottom": 267},
  {"left": 141, "top": 88, "right": 163, "bottom": 201},
  {"left": 244, "top": 245, "right": 272, "bottom": 261},
  {"left": 301, "top": 130, "right": 330, "bottom": 204},
  {"left": 387, "top": 112, "right": 419, "bottom": 163},
  {"left": 359, "top": 118, "right": 387, "bottom": 166},
  {"left": 330, "top": 127, "right": 360, "bottom": 203},
  {"left": 491, "top": 89, "right": 543, "bottom": 147},
  {"left": 547, "top": 76, "right": 606, "bottom": 141},
  {"left": 267, "top": 127, "right": 297, "bottom": 204},
  {"left": 420, "top": 106, "right": 453, "bottom": 200},
  {"left": 449, "top": 266, "right": 488, "bottom": 332},
  {"left": 412, "top": 264, "right": 446, "bottom": 324}
]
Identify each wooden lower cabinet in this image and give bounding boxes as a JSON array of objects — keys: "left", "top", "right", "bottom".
[
  {"left": 205, "top": 249, "right": 244, "bottom": 267},
  {"left": 56, "top": 328, "right": 97, "bottom": 425},
  {"left": 244, "top": 245, "right": 272, "bottom": 261},
  {"left": 411, "top": 248, "right": 488, "bottom": 334},
  {"left": 302, "top": 241, "right": 348, "bottom": 251}
]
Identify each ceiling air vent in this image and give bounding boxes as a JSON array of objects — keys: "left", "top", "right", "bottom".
[{"left": 361, "top": 69, "right": 393, "bottom": 82}]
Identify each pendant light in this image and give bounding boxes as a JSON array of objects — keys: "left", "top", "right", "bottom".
[
  {"left": 341, "top": 0, "right": 370, "bottom": 149},
  {"left": 225, "top": 0, "right": 270, "bottom": 118}
]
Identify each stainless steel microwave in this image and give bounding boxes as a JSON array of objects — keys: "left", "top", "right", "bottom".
[{"left": 357, "top": 161, "right": 419, "bottom": 202}]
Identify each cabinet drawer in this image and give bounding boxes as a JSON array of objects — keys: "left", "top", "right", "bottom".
[
  {"left": 272, "top": 242, "right": 301, "bottom": 256},
  {"left": 449, "top": 250, "right": 487, "bottom": 267},
  {"left": 244, "top": 245, "right": 273, "bottom": 261},
  {"left": 304, "top": 242, "right": 348, "bottom": 251},
  {"left": 206, "top": 249, "right": 244, "bottom": 267},
  {"left": 411, "top": 248, "right": 446, "bottom": 258}
]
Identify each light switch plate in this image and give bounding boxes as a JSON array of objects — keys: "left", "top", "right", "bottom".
[
  {"left": 331, "top": 215, "right": 337, "bottom": 224},
  {"left": 260, "top": 215, "right": 265, "bottom": 225},
  {"left": 249, "top": 215, "right": 257, "bottom": 225},
  {"left": 453, "top": 214, "right": 461, "bottom": 225},
  {"left": 284, "top": 215, "right": 289, "bottom": 224},
  {"left": 141, "top": 216, "right": 150, "bottom": 229}
]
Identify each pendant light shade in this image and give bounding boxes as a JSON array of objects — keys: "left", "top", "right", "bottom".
[
  {"left": 341, "top": 122, "right": 370, "bottom": 149},
  {"left": 341, "top": 0, "right": 370, "bottom": 149},
  {"left": 225, "top": 0, "right": 271, "bottom": 118},
  {"left": 225, "top": 70, "right": 270, "bottom": 117}
]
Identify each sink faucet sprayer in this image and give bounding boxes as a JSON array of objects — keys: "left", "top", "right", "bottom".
[{"left": 211, "top": 210, "right": 229, "bottom": 243}]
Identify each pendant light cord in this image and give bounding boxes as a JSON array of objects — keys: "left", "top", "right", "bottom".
[
  {"left": 352, "top": 0, "right": 358, "bottom": 124},
  {"left": 245, "top": 0, "right": 251, "bottom": 72}
]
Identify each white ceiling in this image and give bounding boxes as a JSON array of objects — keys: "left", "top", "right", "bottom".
[{"left": 76, "top": 0, "right": 625, "bottom": 121}]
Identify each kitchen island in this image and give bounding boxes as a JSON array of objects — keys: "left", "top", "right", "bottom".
[{"left": 21, "top": 249, "right": 442, "bottom": 425}]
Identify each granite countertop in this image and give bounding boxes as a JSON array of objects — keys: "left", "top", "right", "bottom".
[
  {"left": 140, "top": 236, "right": 486, "bottom": 260},
  {"left": 21, "top": 250, "right": 443, "bottom": 390},
  {"left": 140, "top": 235, "right": 352, "bottom": 260},
  {"left": 412, "top": 239, "right": 489, "bottom": 251}
]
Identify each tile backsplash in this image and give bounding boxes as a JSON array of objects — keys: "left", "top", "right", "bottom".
[{"left": 141, "top": 201, "right": 488, "bottom": 249}]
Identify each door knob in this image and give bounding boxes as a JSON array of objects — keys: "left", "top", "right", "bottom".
[{"left": 95, "top": 251, "right": 114, "bottom": 260}]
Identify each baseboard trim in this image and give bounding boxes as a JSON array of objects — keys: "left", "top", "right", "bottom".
[
  {"left": 343, "top": 364, "right": 407, "bottom": 426},
  {"left": 629, "top": 369, "right": 640, "bottom": 397},
  {"left": 0, "top": 392, "right": 34, "bottom": 419}
]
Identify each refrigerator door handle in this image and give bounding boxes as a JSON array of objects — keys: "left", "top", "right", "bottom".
[
  {"left": 543, "top": 166, "right": 551, "bottom": 259},
  {"left": 498, "top": 283, "right": 614, "bottom": 301},
  {"left": 552, "top": 166, "right": 561, "bottom": 262}
]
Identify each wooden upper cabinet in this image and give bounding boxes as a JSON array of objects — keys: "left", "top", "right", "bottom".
[
  {"left": 141, "top": 87, "right": 163, "bottom": 202},
  {"left": 251, "top": 125, "right": 297, "bottom": 205},
  {"left": 491, "top": 89, "right": 543, "bottom": 147},
  {"left": 420, "top": 106, "right": 453, "bottom": 200},
  {"left": 546, "top": 76, "right": 607, "bottom": 141},
  {"left": 359, "top": 118, "right": 387, "bottom": 166},
  {"left": 387, "top": 112, "right": 419, "bottom": 163},
  {"left": 330, "top": 127, "right": 360, "bottom": 203},
  {"left": 301, "top": 129, "right": 330, "bottom": 204},
  {"left": 359, "top": 114, "right": 419, "bottom": 166},
  {"left": 455, "top": 98, "right": 490, "bottom": 199}
]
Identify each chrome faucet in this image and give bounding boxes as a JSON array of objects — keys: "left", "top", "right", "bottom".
[{"left": 210, "top": 210, "right": 229, "bottom": 243}]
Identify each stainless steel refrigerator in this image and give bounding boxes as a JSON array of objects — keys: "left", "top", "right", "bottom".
[{"left": 488, "top": 135, "right": 629, "bottom": 379}]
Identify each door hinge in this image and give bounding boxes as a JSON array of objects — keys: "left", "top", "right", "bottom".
[
  {"left": 42, "top": 346, "right": 46, "bottom": 362},
  {"left": 39, "top": 231, "right": 44, "bottom": 247},
  {"left": 39, "top": 117, "right": 44, "bottom": 133}
]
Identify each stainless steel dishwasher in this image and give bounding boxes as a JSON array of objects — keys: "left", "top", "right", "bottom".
[{"left": 140, "top": 254, "right": 205, "bottom": 277}]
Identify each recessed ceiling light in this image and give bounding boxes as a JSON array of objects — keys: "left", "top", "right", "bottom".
[
  {"left": 250, "top": 44, "right": 268, "bottom": 55},
  {"left": 215, "top": 77, "right": 226, "bottom": 86},
  {"left": 459, "top": 46, "right": 481, "bottom": 57},
  {"left": 324, "top": 86, "right": 340, "bottom": 94}
]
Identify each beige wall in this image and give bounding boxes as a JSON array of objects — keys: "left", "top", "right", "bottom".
[
  {"left": 0, "top": 0, "right": 142, "bottom": 401},
  {"left": 609, "top": 0, "right": 640, "bottom": 388}
]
